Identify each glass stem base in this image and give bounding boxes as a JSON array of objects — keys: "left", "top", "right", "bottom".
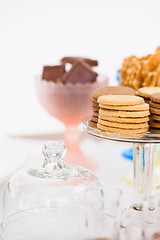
[{"left": 133, "top": 143, "right": 154, "bottom": 210}]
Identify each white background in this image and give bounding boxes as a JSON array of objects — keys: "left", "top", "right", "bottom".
[{"left": 0, "top": 0, "right": 160, "bottom": 135}]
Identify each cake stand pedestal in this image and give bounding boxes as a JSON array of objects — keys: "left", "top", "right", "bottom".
[{"left": 83, "top": 116, "right": 160, "bottom": 210}]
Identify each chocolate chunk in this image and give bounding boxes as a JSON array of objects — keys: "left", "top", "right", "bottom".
[
  {"left": 62, "top": 61, "right": 97, "bottom": 84},
  {"left": 42, "top": 65, "right": 65, "bottom": 81},
  {"left": 61, "top": 57, "right": 98, "bottom": 67}
]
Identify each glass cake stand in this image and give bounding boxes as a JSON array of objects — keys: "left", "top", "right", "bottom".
[{"left": 83, "top": 116, "right": 160, "bottom": 211}]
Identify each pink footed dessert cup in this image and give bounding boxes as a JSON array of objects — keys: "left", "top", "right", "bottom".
[{"left": 35, "top": 75, "right": 108, "bottom": 171}]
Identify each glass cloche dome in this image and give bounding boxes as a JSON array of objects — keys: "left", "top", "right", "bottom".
[{"left": 0, "top": 141, "right": 101, "bottom": 240}]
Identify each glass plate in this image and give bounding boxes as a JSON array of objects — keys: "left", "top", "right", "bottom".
[{"left": 83, "top": 116, "right": 160, "bottom": 144}]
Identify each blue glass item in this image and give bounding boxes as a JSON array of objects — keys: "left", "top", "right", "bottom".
[
  {"left": 122, "top": 148, "right": 133, "bottom": 161},
  {"left": 116, "top": 70, "right": 120, "bottom": 83}
]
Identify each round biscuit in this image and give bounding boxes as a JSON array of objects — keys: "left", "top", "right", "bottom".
[
  {"left": 98, "top": 95, "right": 144, "bottom": 106},
  {"left": 137, "top": 87, "right": 160, "bottom": 98},
  {"left": 149, "top": 120, "right": 160, "bottom": 129},
  {"left": 150, "top": 107, "right": 160, "bottom": 115},
  {"left": 95, "top": 131, "right": 144, "bottom": 139},
  {"left": 91, "top": 116, "right": 98, "bottom": 122},
  {"left": 88, "top": 120, "right": 97, "bottom": 128},
  {"left": 97, "top": 123, "right": 148, "bottom": 134},
  {"left": 99, "top": 115, "right": 149, "bottom": 123},
  {"left": 150, "top": 101, "right": 160, "bottom": 109},
  {"left": 149, "top": 127, "right": 160, "bottom": 134},
  {"left": 151, "top": 114, "right": 160, "bottom": 121},
  {"left": 151, "top": 93, "right": 160, "bottom": 104},
  {"left": 98, "top": 119, "right": 148, "bottom": 129},
  {"left": 92, "top": 111, "right": 99, "bottom": 117},
  {"left": 91, "top": 101, "right": 99, "bottom": 108},
  {"left": 99, "top": 103, "right": 149, "bottom": 111},
  {"left": 92, "top": 106, "right": 99, "bottom": 112},
  {"left": 144, "top": 98, "right": 150, "bottom": 104},
  {"left": 99, "top": 108, "right": 150, "bottom": 118},
  {"left": 91, "top": 96, "right": 97, "bottom": 103},
  {"left": 91, "top": 86, "right": 136, "bottom": 100}
]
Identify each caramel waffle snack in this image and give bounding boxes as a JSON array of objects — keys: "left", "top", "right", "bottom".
[
  {"left": 120, "top": 47, "right": 160, "bottom": 90},
  {"left": 120, "top": 56, "right": 143, "bottom": 90}
]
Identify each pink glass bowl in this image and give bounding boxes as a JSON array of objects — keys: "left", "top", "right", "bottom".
[
  {"left": 35, "top": 75, "right": 109, "bottom": 171},
  {"left": 35, "top": 75, "right": 108, "bottom": 126}
]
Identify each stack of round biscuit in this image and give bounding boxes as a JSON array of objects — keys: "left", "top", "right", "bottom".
[
  {"left": 149, "top": 93, "right": 160, "bottom": 134},
  {"left": 90, "top": 86, "right": 136, "bottom": 128},
  {"left": 137, "top": 87, "right": 160, "bottom": 104},
  {"left": 97, "top": 95, "right": 150, "bottom": 135},
  {"left": 137, "top": 87, "right": 160, "bottom": 131}
]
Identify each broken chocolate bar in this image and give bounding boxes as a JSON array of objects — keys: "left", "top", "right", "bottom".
[
  {"left": 42, "top": 65, "right": 65, "bottom": 81},
  {"left": 62, "top": 60, "right": 97, "bottom": 84},
  {"left": 61, "top": 57, "right": 98, "bottom": 67}
]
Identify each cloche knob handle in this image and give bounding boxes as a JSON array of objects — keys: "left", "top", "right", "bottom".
[{"left": 42, "top": 141, "right": 67, "bottom": 170}]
